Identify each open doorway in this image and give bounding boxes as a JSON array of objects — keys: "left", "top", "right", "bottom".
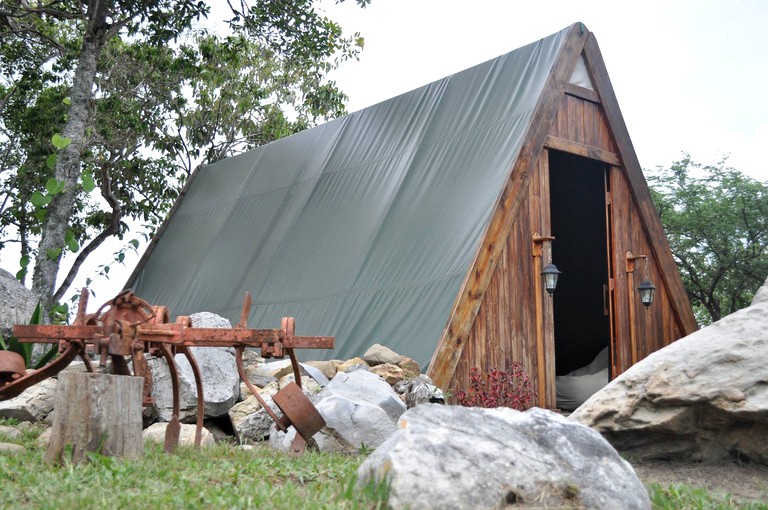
[{"left": 548, "top": 151, "right": 612, "bottom": 400}]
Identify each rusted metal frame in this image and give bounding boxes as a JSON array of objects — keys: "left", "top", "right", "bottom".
[
  {"left": 235, "top": 345, "right": 286, "bottom": 431},
  {"left": 0, "top": 342, "right": 83, "bottom": 400},
  {"left": 281, "top": 317, "right": 302, "bottom": 389},
  {"left": 177, "top": 346, "right": 204, "bottom": 447},
  {"left": 12, "top": 324, "right": 333, "bottom": 357},
  {"left": 5, "top": 290, "right": 332, "bottom": 456},
  {"left": 272, "top": 381, "right": 326, "bottom": 454},
  {"left": 156, "top": 342, "right": 181, "bottom": 454}
]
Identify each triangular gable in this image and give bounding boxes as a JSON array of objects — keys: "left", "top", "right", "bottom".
[
  {"left": 427, "top": 25, "right": 698, "bottom": 389},
  {"left": 126, "top": 26, "right": 575, "bottom": 367}
]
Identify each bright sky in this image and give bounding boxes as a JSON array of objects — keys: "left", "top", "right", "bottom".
[
  {"left": 320, "top": 0, "right": 768, "bottom": 180},
  {"left": 5, "top": 0, "right": 767, "bottom": 311}
]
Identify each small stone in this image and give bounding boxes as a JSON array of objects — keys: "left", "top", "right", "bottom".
[
  {"left": 306, "top": 360, "right": 342, "bottom": 380},
  {"left": 337, "top": 357, "right": 369, "bottom": 373},
  {"left": 363, "top": 344, "right": 402, "bottom": 366},
  {"left": 36, "top": 427, "right": 52, "bottom": 448},
  {"left": 0, "top": 425, "right": 21, "bottom": 440},
  {"left": 0, "top": 442, "right": 25, "bottom": 454},
  {"left": 396, "top": 357, "right": 421, "bottom": 378},
  {"left": 277, "top": 374, "right": 321, "bottom": 393},
  {"left": 143, "top": 422, "right": 215, "bottom": 446},
  {"left": 370, "top": 363, "right": 404, "bottom": 385}
]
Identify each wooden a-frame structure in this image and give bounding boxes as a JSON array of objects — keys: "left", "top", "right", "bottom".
[
  {"left": 127, "top": 23, "right": 698, "bottom": 408},
  {"left": 427, "top": 22, "right": 697, "bottom": 406}
]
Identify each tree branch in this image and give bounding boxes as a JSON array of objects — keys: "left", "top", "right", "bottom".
[{"left": 53, "top": 165, "right": 121, "bottom": 302}]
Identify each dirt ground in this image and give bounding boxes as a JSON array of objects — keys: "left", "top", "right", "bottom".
[{"left": 630, "top": 458, "right": 768, "bottom": 504}]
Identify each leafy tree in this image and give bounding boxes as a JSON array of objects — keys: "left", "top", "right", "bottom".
[
  {"left": 0, "top": 0, "right": 368, "bottom": 321},
  {"left": 648, "top": 156, "right": 768, "bottom": 325}
]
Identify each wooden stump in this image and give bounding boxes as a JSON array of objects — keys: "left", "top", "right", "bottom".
[{"left": 45, "top": 372, "right": 144, "bottom": 464}]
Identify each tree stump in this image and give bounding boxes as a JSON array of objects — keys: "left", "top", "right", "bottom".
[{"left": 45, "top": 372, "right": 144, "bottom": 464}]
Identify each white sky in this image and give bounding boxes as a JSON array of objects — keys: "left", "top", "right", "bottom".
[
  {"left": 4, "top": 0, "right": 767, "bottom": 311},
  {"left": 318, "top": 0, "right": 768, "bottom": 181}
]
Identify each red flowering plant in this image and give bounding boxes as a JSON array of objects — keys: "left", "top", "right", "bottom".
[{"left": 455, "top": 363, "right": 536, "bottom": 410}]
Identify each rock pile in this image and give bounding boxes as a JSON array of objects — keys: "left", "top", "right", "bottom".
[{"left": 0, "top": 318, "right": 437, "bottom": 452}]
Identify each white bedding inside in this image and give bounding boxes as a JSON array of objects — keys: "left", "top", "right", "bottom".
[{"left": 556, "top": 346, "right": 609, "bottom": 411}]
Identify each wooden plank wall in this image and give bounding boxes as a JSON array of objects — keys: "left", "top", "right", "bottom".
[
  {"left": 610, "top": 167, "right": 685, "bottom": 372},
  {"left": 450, "top": 88, "right": 686, "bottom": 406},
  {"left": 550, "top": 92, "right": 617, "bottom": 153},
  {"left": 452, "top": 155, "right": 553, "bottom": 407}
]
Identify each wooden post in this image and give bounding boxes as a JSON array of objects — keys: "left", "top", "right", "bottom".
[
  {"left": 45, "top": 372, "right": 144, "bottom": 464},
  {"left": 625, "top": 252, "right": 647, "bottom": 367},
  {"left": 532, "top": 233, "right": 555, "bottom": 408}
]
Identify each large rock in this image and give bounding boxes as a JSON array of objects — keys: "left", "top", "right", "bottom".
[
  {"left": 149, "top": 312, "right": 239, "bottom": 422},
  {"left": 0, "top": 377, "right": 57, "bottom": 422},
  {"left": 358, "top": 404, "right": 650, "bottom": 510},
  {"left": 570, "top": 278, "right": 768, "bottom": 464},
  {"left": 271, "top": 370, "right": 407, "bottom": 454},
  {"left": 229, "top": 382, "right": 281, "bottom": 443},
  {"left": 0, "top": 268, "right": 37, "bottom": 341}
]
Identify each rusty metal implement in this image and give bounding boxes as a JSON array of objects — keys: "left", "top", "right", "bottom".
[{"left": 0, "top": 289, "right": 333, "bottom": 454}]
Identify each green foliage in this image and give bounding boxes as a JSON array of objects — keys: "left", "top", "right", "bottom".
[
  {"left": 648, "top": 157, "right": 768, "bottom": 325},
  {"left": 0, "top": 437, "right": 389, "bottom": 510},
  {"left": 0, "top": 304, "right": 58, "bottom": 369},
  {"left": 0, "top": 0, "right": 370, "bottom": 306},
  {"left": 649, "top": 483, "right": 768, "bottom": 510}
]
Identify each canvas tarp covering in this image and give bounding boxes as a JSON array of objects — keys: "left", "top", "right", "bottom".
[{"left": 129, "top": 27, "right": 569, "bottom": 368}]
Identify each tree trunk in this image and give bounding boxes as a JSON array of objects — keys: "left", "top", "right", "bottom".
[
  {"left": 45, "top": 372, "right": 144, "bottom": 465},
  {"left": 31, "top": 0, "right": 113, "bottom": 321}
]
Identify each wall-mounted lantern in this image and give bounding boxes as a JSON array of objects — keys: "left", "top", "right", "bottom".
[
  {"left": 626, "top": 252, "right": 655, "bottom": 308},
  {"left": 637, "top": 278, "right": 656, "bottom": 308},
  {"left": 541, "top": 262, "right": 561, "bottom": 295},
  {"left": 625, "top": 251, "right": 655, "bottom": 366},
  {"left": 533, "top": 234, "right": 560, "bottom": 296}
]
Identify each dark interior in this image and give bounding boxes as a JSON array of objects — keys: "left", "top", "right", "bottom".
[{"left": 548, "top": 151, "right": 611, "bottom": 375}]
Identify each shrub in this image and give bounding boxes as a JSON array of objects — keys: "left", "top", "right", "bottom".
[{"left": 456, "top": 364, "right": 536, "bottom": 410}]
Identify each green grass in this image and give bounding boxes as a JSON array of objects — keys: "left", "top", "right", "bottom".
[
  {"left": 3, "top": 420, "right": 767, "bottom": 510},
  {"left": 0, "top": 421, "right": 388, "bottom": 510},
  {"left": 648, "top": 483, "right": 768, "bottom": 510}
]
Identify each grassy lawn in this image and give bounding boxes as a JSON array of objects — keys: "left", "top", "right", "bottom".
[
  {"left": 648, "top": 483, "right": 768, "bottom": 510},
  {"left": 0, "top": 421, "right": 388, "bottom": 510},
  {"left": 2, "top": 419, "right": 766, "bottom": 509}
]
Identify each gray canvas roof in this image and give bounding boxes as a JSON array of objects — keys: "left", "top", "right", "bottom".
[{"left": 127, "top": 26, "right": 571, "bottom": 368}]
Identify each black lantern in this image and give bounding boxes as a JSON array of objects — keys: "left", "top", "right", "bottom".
[
  {"left": 637, "top": 278, "right": 656, "bottom": 308},
  {"left": 541, "top": 263, "right": 561, "bottom": 295}
]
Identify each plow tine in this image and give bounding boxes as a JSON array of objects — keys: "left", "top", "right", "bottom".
[
  {"left": 158, "top": 344, "right": 181, "bottom": 453},
  {"left": 182, "top": 346, "right": 205, "bottom": 447}
]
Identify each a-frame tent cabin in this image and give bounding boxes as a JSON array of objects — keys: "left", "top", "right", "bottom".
[{"left": 126, "top": 23, "right": 697, "bottom": 408}]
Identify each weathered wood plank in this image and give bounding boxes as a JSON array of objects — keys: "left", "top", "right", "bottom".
[
  {"left": 544, "top": 135, "right": 621, "bottom": 166},
  {"left": 564, "top": 83, "right": 600, "bottom": 103}
]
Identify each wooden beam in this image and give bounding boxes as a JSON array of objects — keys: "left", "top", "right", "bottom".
[
  {"left": 564, "top": 83, "right": 600, "bottom": 103},
  {"left": 582, "top": 34, "right": 699, "bottom": 335},
  {"left": 427, "top": 23, "right": 590, "bottom": 389},
  {"left": 544, "top": 135, "right": 621, "bottom": 165}
]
